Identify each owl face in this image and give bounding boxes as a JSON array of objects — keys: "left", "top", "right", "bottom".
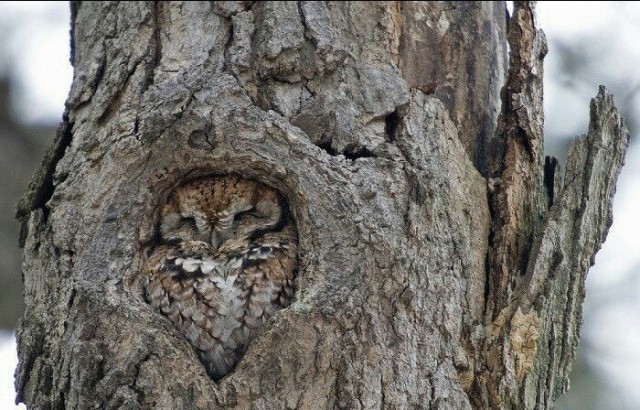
[{"left": 159, "top": 177, "right": 284, "bottom": 251}]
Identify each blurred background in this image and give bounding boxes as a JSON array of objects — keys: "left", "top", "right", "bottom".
[{"left": 0, "top": 2, "right": 638, "bottom": 409}]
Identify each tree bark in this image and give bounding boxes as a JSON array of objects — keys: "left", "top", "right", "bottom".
[{"left": 15, "top": 2, "right": 628, "bottom": 409}]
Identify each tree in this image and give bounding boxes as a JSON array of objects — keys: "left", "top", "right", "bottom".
[{"left": 15, "top": 2, "right": 628, "bottom": 409}]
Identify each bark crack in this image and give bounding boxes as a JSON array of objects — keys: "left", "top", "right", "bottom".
[
  {"left": 384, "top": 110, "right": 400, "bottom": 142},
  {"left": 139, "top": 1, "right": 163, "bottom": 97},
  {"left": 16, "top": 116, "right": 74, "bottom": 242},
  {"left": 128, "top": 352, "right": 156, "bottom": 406},
  {"left": 97, "top": 57, "right": 145, "bottom": 124},
  {"left": 543, "top": 156, "right": 560, "bottom": 208}
]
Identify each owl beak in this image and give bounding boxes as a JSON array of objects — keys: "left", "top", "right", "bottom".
[{"left": 210, "top": 231, "right": 220, "bottom": 252}]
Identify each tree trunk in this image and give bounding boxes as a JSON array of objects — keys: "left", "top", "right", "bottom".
[{"left": 15, "top": 2, "right": 628, "bottom": 409}]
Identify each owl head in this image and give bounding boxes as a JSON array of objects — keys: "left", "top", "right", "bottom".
[{"left": 158, "top": 177, "right": 285, "bottom": 251}]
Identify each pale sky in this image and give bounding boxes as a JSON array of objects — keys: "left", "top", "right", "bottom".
[
  {"left": 1, "top": 2, "right": 639, "bottom": 409},
  {"left": 0, "top": 1, "right": 72, "bottom": 124}
]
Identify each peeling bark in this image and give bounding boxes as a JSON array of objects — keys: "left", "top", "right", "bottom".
[{"left": 16, "top": 2, "right": 628, "bottom": 409}]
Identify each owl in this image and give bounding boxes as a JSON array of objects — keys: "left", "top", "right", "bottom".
[{"left": 142, "top": 176, "right": 297, "bottom": 380}]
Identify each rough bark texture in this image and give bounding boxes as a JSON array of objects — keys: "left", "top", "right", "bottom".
[{"left": 15, "top": 2, "right": 628, "bottom": 409}]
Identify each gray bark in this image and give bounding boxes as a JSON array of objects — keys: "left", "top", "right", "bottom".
[{"left": 15, "top": 2, "right": 628, "bottom": 409}]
